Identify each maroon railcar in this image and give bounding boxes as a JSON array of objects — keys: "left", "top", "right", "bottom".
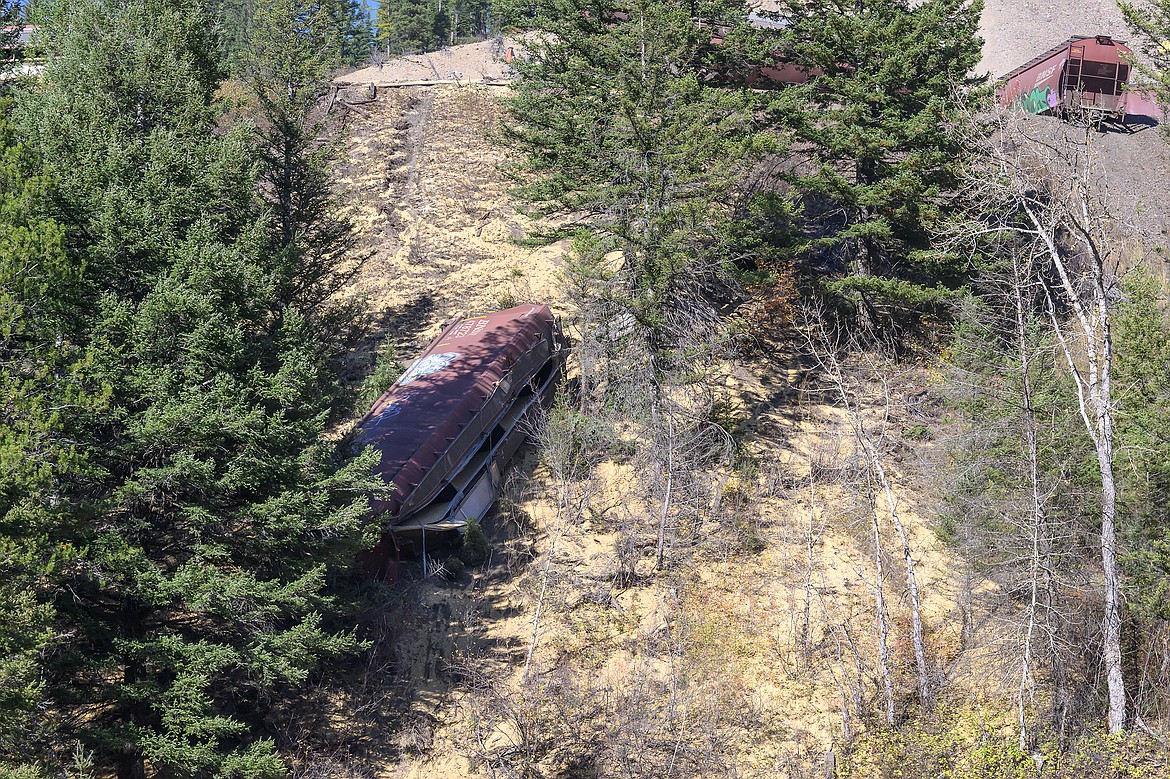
[
  {"left": 355, "top": 304, "right": 565, "bottom": 578},
  {"left": 997, "top": 35, "right": 1159, "bottom": 121},
  {"left": 697, "top": 15, "right": 819, "bottom": 87}
]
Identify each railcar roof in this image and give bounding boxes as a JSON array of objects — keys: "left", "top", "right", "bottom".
[
  {"left": 998, "top": 35, "right": 1131, "bottom": 84},
  {"left": 355, "top": 304, "right": 556, "bottom": 519}
]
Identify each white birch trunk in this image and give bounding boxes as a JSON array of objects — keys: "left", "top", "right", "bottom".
[
  {"left": 871, "top": 508, "right": 896, "bottom": 725},
  {"left": 1012, "top": 251, "right": 1044, "bottom": 750},
  {"left": 1020, "top": 183, "right": 1126, "bottom": 733},
  {"left": 870, "top": 452, "right": 931, "bottom": 709}
]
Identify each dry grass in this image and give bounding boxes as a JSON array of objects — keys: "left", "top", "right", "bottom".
[
  {"left": 322, "top": 82, "right": 1008, "bottom": 778},
  {"left": 322, "top": 10, "right": 1170, "bottom": 763}
]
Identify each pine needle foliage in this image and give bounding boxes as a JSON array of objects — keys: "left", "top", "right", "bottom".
[
  {"left": 4, "top": 1, "right": 382, "bottom": 775},
  {"left": 0, "top": 102, "right": 87, "bottom": 773},
  {"left": 503, "top": 0, "right": 773, "bottom": 372},
  {"left": 1114, "top": 274, "right": 1170, "bottom": 620},
  {"left": 215, "top": 0, "right": 372, "bottom": 69},
  {"left": 248, "top": 0, "right": 362, "bottom": 320},
  {"left": 768, "top": 0, "right": 985, "bottom": 314}
]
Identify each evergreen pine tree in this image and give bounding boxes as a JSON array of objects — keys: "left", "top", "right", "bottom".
[
  {"left": 214, "top": 0, "right": 258, "bottom": 72},
  {"left": 768, "top": 0, "right": 984, "bottom": 319},
  {"left": 505, "top": 0, "right": 770, "bottom": 575},
  {"left": 377, "top": 0, "right": 441, "bottom": 53},
  {"left": 248, "top": 0, "right": 361, "bottom": 335},
  {"left": 445, "top": 0, "right": 491, "bottom": 42},
  {"left": 324, "top": 0, "right": 374, "bottom": 65},
  {"left": 339, "top": 0, "right": 374, "bottom": 63},
  {"left": 373, "top": 0, "right": 393, "bottom": 53},
  {"left": 0, "top": 1, "right": 18, "bottom": 66},
  {"left": 12, "top": 1, "right": 381, "bottom": 775},
  {"left": 504, "top": 0, "right": 771, "bottom": 381},
  {"left": 0, "top": 101, "right": 87, "bottom": 774},
  {"left": 212, "top": 0, "right": 372, "bottom": 70},
  {"left": 1114, "top": 274, "right": 1170, "bottom": 619},
  {"left": 488, "top": 0, "right": 544, "bottom": 31}
]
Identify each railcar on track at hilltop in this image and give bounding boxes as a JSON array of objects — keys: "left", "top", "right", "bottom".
[{"left": 997, "top": 35, "right": 1162, "bottom": 124}]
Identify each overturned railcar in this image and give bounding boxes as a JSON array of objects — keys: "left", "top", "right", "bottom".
[
  {"left": 356, "top": 304, "right": 566, "bottom": 579},
  {"left": 997, "top": 35, "right": 1160, "bottom": 122}
]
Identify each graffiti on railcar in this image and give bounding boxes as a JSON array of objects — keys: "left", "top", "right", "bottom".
[{"left": 1012, "top": 85, "right": 1060, "bottom": 114}]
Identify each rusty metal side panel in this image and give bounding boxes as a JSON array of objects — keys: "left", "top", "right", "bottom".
[
  {"left": 1123, "top": 88, "right": 1165, "bottom": 120},
  {"left": 997, "top": 38, "right": 1076, "bottom": 114}
]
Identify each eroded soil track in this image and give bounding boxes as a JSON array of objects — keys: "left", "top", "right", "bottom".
[{"left": 333, "top": 84, "right": 566, "bottom": 375}]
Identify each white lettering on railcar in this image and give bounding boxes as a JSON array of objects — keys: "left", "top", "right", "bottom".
[
  {"left": 1033, "top": 59, "right": 1066, "bottom": 89},
  {"left": 451, "top": 318, "right": 490, "bottom": 340}
]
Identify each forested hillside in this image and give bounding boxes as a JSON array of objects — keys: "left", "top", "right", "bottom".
[{"left": 3, "top": 1, "right": 1170, "bottom": 778}]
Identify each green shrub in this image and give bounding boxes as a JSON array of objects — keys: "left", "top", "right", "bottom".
[
  {"left": 905, "top": 424, "right": 933, "bottom": 441},
  {"left": 838, "top": 708, "right": 1168, "bottom": 779},
  {"left": 0, "top": 767, "right": 51, "bottom": 779},
  {"left": 460, "top": 519, "right": 488, "bottom": 566},
  {"left": 358, "top": 344, "right": 400, "bottom": 408},
  {"left": 442, "top": 555, "right": 465, "bottom": 580}
]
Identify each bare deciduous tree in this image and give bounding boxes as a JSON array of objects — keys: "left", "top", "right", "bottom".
[
  {"left": 960, "top": 112, "right": 1127, "bottom": 733},
  {"left": 801, "top": 310, "right": 932, "bottom": 717},
  {"left": 521, "top": 400, "right": 605, "bottom": 679}
]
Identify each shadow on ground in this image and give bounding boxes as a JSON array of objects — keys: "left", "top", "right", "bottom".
[{"left": 290, "top": 447, "right": 543, "bottom": 773}]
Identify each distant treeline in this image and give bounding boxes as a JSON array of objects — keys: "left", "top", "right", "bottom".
[{"left": 207, "top": 0, "right": 553, "bottom": 67}]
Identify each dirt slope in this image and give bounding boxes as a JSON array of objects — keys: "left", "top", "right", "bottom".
[
  {"left": 332, "top": 84, "right": 567, "bottom": 376},
  {"left": 325, "top": 85, "right": 997, "bottom": 779},
  {"left": 337, "top": 38, "right": 520, "bottom": 86},
  {"left": 321, "top": 6, "right": 1170, "bottom": 771}
]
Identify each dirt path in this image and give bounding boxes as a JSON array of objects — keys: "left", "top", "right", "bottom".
[
  {"left": 333, "top": 85, "right": 567, "bottom": 377},
  {"left": 402, "top": 89, "right": 435, "bottom": 199}
]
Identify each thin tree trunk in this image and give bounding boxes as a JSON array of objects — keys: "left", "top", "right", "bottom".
[
  {"left": 1022, "top": 193, "right": 1126, "bottom": 733},
  {"left": 524, "top": 456, "right": 579, "bottom": 679},
  {"left": 816, "top": 592, "right": 854, "bottom": 741},
  {"left": 1046, "top": 561, "right": 1070, "bottom": 744},
  {"left": 871, "top": 454, "right": 930, "bottom": 709},
  {"left": 1012, "top": 250, "right": 1044, "bottom": 750},
  {"left": 1094, "top": 262, "right": 1125, "bottom": 734},
  {"left": 1098, "top": 386, "right": 1125, "bottom": 733},
  {"left": 524, "top": 508, "right": 563, "bottom": 680},
  {"left": 801, "top": 315, "right": 903, "bottom": 720},
  {"left": 829, "top": 348, "right": 931, "bottom": 709},
  {"left": 870, "top": 506, "right": 896, "bottom": 726},
  {"left": 1020, "top": 522, "right": 1040, "bottom": 751},
  {"left": 656, "top": 406, "right": 673, "bottom": 570},
  {"left": 801, "top": 452, "right": 818, "bottom": 650}
]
